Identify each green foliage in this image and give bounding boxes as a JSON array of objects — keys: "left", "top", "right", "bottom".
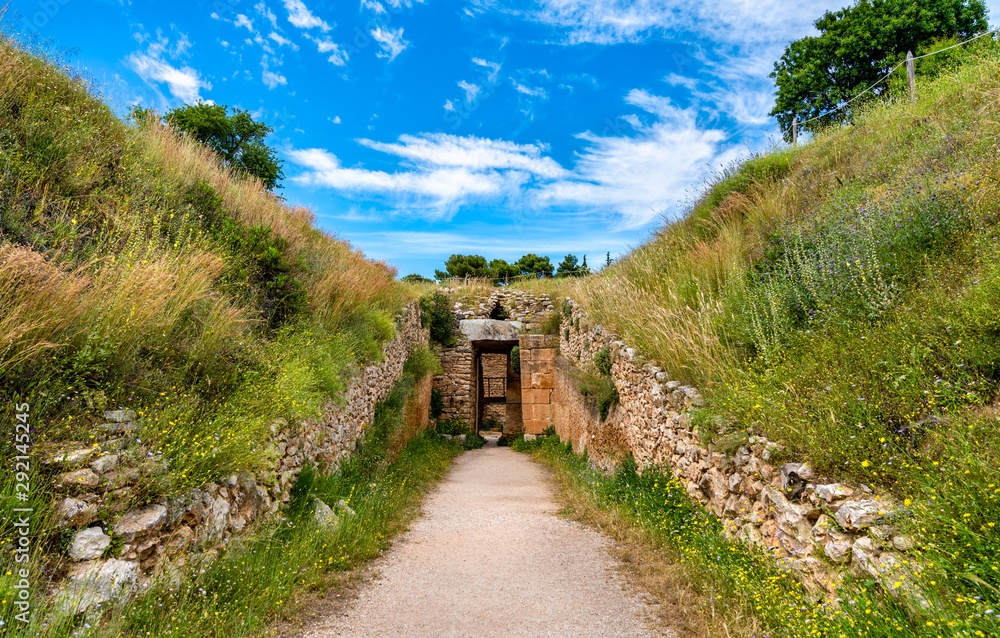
[
  {"left": 402, "top": 345, "right": 442, "bottom": 379},
  {"left": 482, "top": 417, "right": 503, "bottom": 431},
  {"left": 594, "top": 346, "right": 612, "bottom": 376},
  {"left": 490, "top": 258, "right": 520, "bottom": 285},
  {"left": 537, "top": 306, "right": 562, "bottom": 335},
  {"left": 211, "top": 219, "right": 309, "bottom": 332},
  {"left": 516, "top": 253, "right": 554, "bottom": 278},
  {"left": 556, "top": 254, "right": 583, "bottom": 277},
  {"left": 430, "top": 388, "right": 445, "bottom": 418},
  {"left": 434, "top": 254, "right": 492, "bottom": 280},
  {"left": 401, "top": 273, "right": 434, "bottom": 284},
  {"left": 560, "top": 298, "right": 573, "bottom": 317},
  {"left": 572, "top": 367, "right": 618, "bottom": 420},
  {"left": 509, "top": 345, "right": 520, "bottom": 374},
  {"left": 418, "top": 291, "right": 455, "bottom": 347},
  {"left": 770, "top": 0, "right": 988, "bottom": 138},
  {"left": 165, "top": 103, "right": 284, "bottom": 189},
  {"left": 463, "top": 432, "right": 487, "bottom": 450},
  {"left": 436, "top": 417, "right": 470, "bottom": 436}
]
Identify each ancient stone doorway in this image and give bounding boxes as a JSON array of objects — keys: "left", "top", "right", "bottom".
[{"left": 472, "top": 342, "right": 520, "bottom": 434}]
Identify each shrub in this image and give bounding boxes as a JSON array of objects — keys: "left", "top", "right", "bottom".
[
  {"left": 539, "top": 308, "right": 562, "bottom": 335},
  {"left": 510, "top": 346, "right": 520, "bottom": 374},
  {"left": 572, "top": 367, "right": 618, "bottom": 420},
  {"left": 436, "top": 417, "right": 469, "bottom": 436},
  {"left": 430, "top": 388, "right": 444, "bottom": 419},
  {"left": 419, "top": 291, "right": 455, "bottom": 346},
  {"left": 560, "top": 298, "right": 573, "bottom": 317},
  {"left": 594, "top": 346, "right": 611, "bottom": 376},
  {"left": 463, "top": 432, "right": 487, "bottom": 449}
]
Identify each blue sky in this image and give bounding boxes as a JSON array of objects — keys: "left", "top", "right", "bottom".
[{"left": 10, "top": 0, "right": 1000, "bottom": 277}]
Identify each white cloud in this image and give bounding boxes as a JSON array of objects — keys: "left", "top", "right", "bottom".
[
  {"left": 331, "top": 115, "right": 342, "bottom": 124},
  {"left": 311, "top": 37, "right": 348, "bottom": 65},
  {"left": 234, "top": 14, "right": 255, "bottom": 31},
  {"left": 538, "top": 90, "right": 743, "bottom": 228},
  {"left": 282, "top": 0, "right": 332, "bottom": 31},
  {"left": 288, "top": 133, "right": 569, "bottom": 218},
  {"left": 359, "top": 134, "right": 567, "bottom": 179},
  {"left": 457, "top": 80, "right": 480, "bottom": 104},
  {"left": 127, "top": 53, "right": 211, "bottom": 103},
  {"left": 261, "top": 55, "right": 287, "bottom": 89},
  {"left": 268, "top": 32, "right": 299, "bottom": 49},
  {"left": 526, "top": 0, "right": 849, "bottom": 47},
  {"left": 255, "top": 2, "right": 279, "bottom": 28},
  {"left": 512, "top": 79, "right": 546, "bottom": 98},
  {"left": 370, "top": 26, "right": 409, "bottom": 60},
  {"left": 472, "top": 57, "right": 501, "bottom": 82},
  {"left": 444, "top": 100, "right": 456, "bottom": 111},
  {"left": 361, "top": 0, "right": 387, "bottom": 13}
]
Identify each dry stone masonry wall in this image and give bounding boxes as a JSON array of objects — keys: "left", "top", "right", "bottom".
[
  {"left": 432, "top": 289, "right": 555, "bottom": 426},
  {"left": 557, "top": 298, "right": 918, "bottom": 603},
  {"left": 46, "top": 303, "right": 429, "bottom": 611}
]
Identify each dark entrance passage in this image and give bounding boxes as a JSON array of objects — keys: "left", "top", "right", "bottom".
[{"left": 472, "top": 341, "right": 520, "bottom": 434}]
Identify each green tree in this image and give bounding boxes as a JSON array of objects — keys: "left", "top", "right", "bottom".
[
  {"left": 434, "top": 254, "right": 493, "bottom": 280},
  {"left": 770, "top": 0, "right": 987, "bottom": 138},
  {"left": 401, "top": 274, "right": 434, "bottom": 284},
  {"left": 516, "top": 253, "right": 554, "bottom": 278},
  {"left": 164, "top": 103, "right": 285, "bottom": 190},
  {"left": 556, "top": 254, "right": 581, "bottom": 277},
  {"left": 490, "top": 258, "right": 519, "bottom": 285}
]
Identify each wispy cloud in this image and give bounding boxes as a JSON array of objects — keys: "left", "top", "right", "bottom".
[
  {"left": 125, "top": 31, "right": 211, "bottom": 104},
  {"left": 288, "top": 133, "right": 568, "bottom": 218},
  {"left": 537, "top": 89, "right": 743, "bottom": 228},
  {"left": 255, "top": 2, "right": 279, "bottom": 29},
  {"left": 370, "top": 25, "right": 409, "bottom": 60},
  {"left": 282, "top": 0, "right": 332, "bottom": 31},
  {"left": 260, "top": 54, "right": 287, "bottom": 89},
  {"left": 312, "top": 37, "right": 348, "bottom": 65},
  {"left": 457, "top": 80, "right": 480, "bottom": 104},
  {"left": 472, "top": 57, "right": 501, "bottom": 82}
]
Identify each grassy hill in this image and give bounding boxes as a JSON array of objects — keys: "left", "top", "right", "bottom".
[
  {"left": 562, "top": 34, "right": 1000, "bottom": 638},
  {"left": 0, "top": 28, "right": 434, "bottom": 634}
]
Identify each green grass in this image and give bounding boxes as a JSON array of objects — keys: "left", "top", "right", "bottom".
[
  {"left": 1, "top": 355, "right": 462, "bottom": 638},
  {"left": 515, "top": 433, "right": 1000, "bottom": 638}
]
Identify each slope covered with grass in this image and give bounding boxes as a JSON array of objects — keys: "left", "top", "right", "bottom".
[
  {"left": 0, "top": 28, "right": 417, "bottom": 619},
  {"left": 573, "top": 36, "right": 1000, "bottom": 637}
]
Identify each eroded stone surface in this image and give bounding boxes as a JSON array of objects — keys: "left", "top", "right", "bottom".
[{"left": 69, "top": 527, "right": 111, "bottom": 561}]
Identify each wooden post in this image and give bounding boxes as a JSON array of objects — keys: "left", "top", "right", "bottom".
[
  {"left": 791, "top": 116, "right": 798, "bottom": 146},
  {"left": 906, "top": 50, "right": 916, "bottom": 103}
]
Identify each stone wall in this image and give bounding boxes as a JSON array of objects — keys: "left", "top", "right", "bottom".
[
  {"left": 47, "top": 303, "right": 431, "bottom": 611},
  {"left": 432, "top": 289, "right": 555, "bottom": 428},
  {"left": 555, "top": 299, "right": 915, "bottom": 601},
  {"left": 519, "top": 335, "right": 557, "bottom": 435}
]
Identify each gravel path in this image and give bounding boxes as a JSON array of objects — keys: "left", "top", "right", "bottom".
[{"left": 301, "top": 437, "right": 670, "bottom": 637}]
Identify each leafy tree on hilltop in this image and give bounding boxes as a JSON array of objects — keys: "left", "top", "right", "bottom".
[
  {"left": 434, "top": 254, "right": 492, "bottom": 280},
  {"left": 490, "top": 259, "right": 520, "bottom": 285},
  {"left": 516, "top": 253, "right": 554, "bottom": 278},
  {"left": 164, "top": 103, "right": 285, "bottom": 190},
  {"left": 770, "top": 0, "right": 987, "bottom": 138},
  {"left": 556, "top": 254, "right": 585, "bottom": 277}
]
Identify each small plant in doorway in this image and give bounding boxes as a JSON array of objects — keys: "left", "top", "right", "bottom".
[{"left": 436, "top": 417, "right": 470, "bottom": 436}]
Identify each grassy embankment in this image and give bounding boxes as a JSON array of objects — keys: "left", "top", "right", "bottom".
[
  {"left": 515, "top": 38, "right": 1000, "bottom": 638},
  {"left": 0, "top": 31, "right": 455, "bottom": 636}
]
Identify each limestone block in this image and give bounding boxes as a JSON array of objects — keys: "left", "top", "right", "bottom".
[
  {"left": 114, "top": 504, "right": 168, "bottom": 542},
  {"left": 56, "top": 559, "right": 138, "bottom": 613},
  {"left": 54, "top": 497, "right": 98, "bottom": 529},
  {"left": 836, "top": 499, "right": 888, "bottom": 531},
  {"left": 69, "top": 527, "right": 111, "bottom": 561}
]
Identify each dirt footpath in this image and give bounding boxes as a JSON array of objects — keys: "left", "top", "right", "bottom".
[{"left": 300, "top": 437, "right": 673, "bottom": 637}]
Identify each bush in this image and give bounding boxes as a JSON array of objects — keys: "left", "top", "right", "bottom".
[
  {"left": 436, "top": 417, "right": 469, "bottom": 436},
  {"left": 430, "top": 388, "right": 444, "bottom": 419},
  {"left": 463, "top": 432, "right": 487, "bottom": 449},
  {"left": 419, "top": 292, "right": 455, "bottom": 346},
  {"left": 573, "top": 367, "right": 619, "bottom": 420},
  {"left": 539, "top": 308, "right": 562, "bottom": 335},
  {"left": 509, "top": 346, "right": 520, "bottom": 374},
  {"left": 594, "top": 346, "right": 612, "bottom": 376},
  {"left": 482, "top": 417, "right": 503, "bottom": 431}
]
